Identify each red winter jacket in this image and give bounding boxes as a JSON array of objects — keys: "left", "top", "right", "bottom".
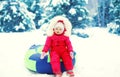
[{"left": 42, "top": 33, "right": 73, "bottom": 53}]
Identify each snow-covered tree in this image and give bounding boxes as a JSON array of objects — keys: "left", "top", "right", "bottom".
[
  {"left": 0, "top": 1, "right": 36, "bottom": 32},
  {"left": 107, "top": 0, "right": 120, "bottom": 35},
  {"left": 0, "top": 0, "right": 91, "bottom": 33},
  {"left": 111, "top": 0, "right": 120, "bottom": 25},
  {"left": 38, "top": 0, "right": 91, "bottom": 29},
  {"left": 21, "top": 0, "right": 43, "bottom": 29},
  {"left": 93, "top": 0, "right": 114, "bottom": 27}
]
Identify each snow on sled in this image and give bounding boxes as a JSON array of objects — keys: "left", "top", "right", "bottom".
[{"left": 24, "top": 44, "right": 76, "bottom": 74}]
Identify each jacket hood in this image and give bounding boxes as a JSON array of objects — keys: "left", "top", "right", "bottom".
[{"left": 47, "top": 15, "right": 72, "bottom": 37}]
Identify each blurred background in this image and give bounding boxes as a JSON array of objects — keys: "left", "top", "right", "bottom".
[{"left": 0, "top": 0, "right": 120, "bottom": 36}]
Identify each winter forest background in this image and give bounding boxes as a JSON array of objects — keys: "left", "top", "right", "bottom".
[{"left": 0, "top": 0, "right": 120, "bottom": 36}]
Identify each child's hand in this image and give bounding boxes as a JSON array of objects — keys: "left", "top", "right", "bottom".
[
  {"left": 40, "top": 52, "right": 47, "bottom": 59},
  {"left": 70, "top": 52, "right": 74, "bottom": 59}
]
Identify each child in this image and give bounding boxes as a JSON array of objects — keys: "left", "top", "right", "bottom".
[{"left": 40, "top": 16, "right": 74, "bottom": 77}]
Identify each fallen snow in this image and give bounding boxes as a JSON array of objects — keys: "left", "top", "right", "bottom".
[{"left": 0, "top": 27, "right": 120, "bottom": 77}]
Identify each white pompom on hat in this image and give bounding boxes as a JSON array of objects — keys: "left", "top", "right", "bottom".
[{"left": 47, "top": 15, "right": 72, "bottom": 36}]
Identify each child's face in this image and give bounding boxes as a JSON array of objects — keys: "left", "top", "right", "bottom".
[{"left": 54, "top": 26, "right": 64, "bottom": 35}]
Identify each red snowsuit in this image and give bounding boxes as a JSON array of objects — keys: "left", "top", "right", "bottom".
[{"left": 42, "top": 33, "right": 74, "bottom": 74}]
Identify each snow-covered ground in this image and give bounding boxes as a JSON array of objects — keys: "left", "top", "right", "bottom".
[{"left": 0, "top": 27, "right": 120, "bottom": 77}]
